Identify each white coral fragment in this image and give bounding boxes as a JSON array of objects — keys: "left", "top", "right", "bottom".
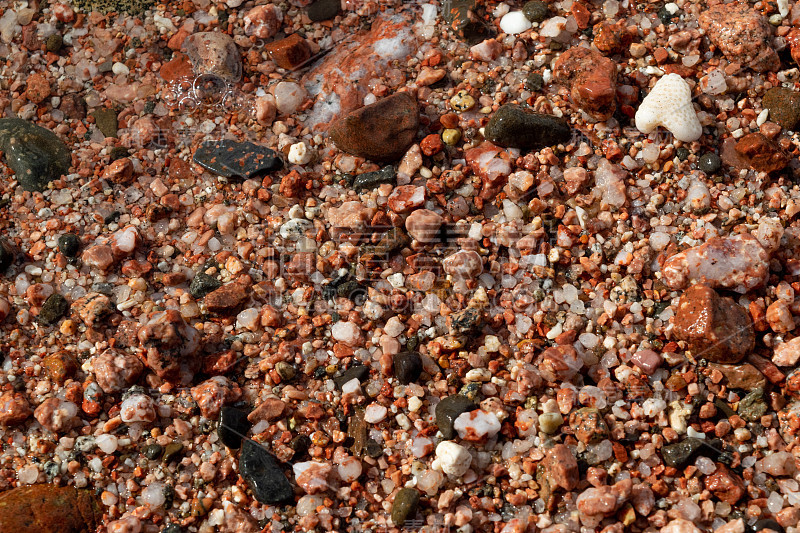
[{"left": 635, "top": 74, "right": 702, "bottom": 142}]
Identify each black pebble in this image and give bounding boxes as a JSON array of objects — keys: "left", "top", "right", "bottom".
[
  {"left": 435, "top": 395, "right": 477, "bottom": 440},
  {"left": 522, "top": 1, "right": 548, "bottom": 22},
  {"left": 698, "top": 153, "right": 722, "bottom": 173},
  {"left": 218, "top": 406, "right": 251, "bottom": 449},
  {"left": 393, "top": 352, "right": 423, "bottom": 384},
  {"left": 39, "top": 293, "right": 69, "bottom": 325},
  {"left": 189, "top": 272, "right": 222, "bottom": 299},
  {"left": 525, "top": 72, "right": 544, "bottom": 92},
  {"left": 142, "top": 443, "right": 163, "bottom": 460},
  {"left": 239, "top": 439, "right": 293, "bottom": 504},
  {"left": 334, "top": 365, "right": 370, "bottom": 390},
  {"left": 676, "top": 147, "right": 689, "bottom": 161},
  {"left": 308, "top": 0, "right": 340, "bottom": 21},
  {"left": 57, "top": 233, "right": 80, "bottom": 258}
]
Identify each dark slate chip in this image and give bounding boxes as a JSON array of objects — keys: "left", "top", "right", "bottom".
[{"left": 193, "top": 139, "right": 283, "bottom": 179}]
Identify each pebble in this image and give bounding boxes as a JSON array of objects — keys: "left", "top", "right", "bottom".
[
  {"left": 708, "top": 363, "right": 766, "bottom": 390},
  {"left": 239, "top": 439, "right": 293, "bottom": 503},
  {"left": 0, "top": 391, "right": 31, "bottom": 426},
  {"left": 762, "top": 88, "right": 800, "bottom": 130},
  {"left": 699, "top": 3, "right": 780, "bottom": 72},
  {"left": 0, "top": 238, "right": 14, "bottom": 272},
  {"left": 499, "top": 11, "right": 532, "bottom": 35},
  {"left": 553, "top": 47, "right": 619, "bottom": 121},
  {"left": 393, "top": 351, "right": 422, "bottom": 384},
  {"left": 391, "top": 488, "right": 420, "bottom": 527},
  {"left": 243, "top": 5, "right": 281, "bottom": 39},
  {"left": 734, "top": 132, "right": 788, "bottom": 173},
  {"left": 0, "top": 484, "right": 103, "bottom": 533},
  {"left": 738, "top": 388, "right": 768, "bottom": 422},
  {"left": 205, "top": 283, "right": 250, "bottom": 315},
  {"left": 333, "top": 365, "right": 369, "bottom": 390},
  {"left": 218, "top": 406, "right": 251, "bottom": 449},
  {"left": 92, "top": 108, "right": 118, "bottom": 138},
  {"left": 193, "top": 140, "right": 283, "bottom": 179},
  {"left": 266, "top": 34, "right": 312, "bottom": 70},
  {"left": 352, "top": 165, "right": 396, "bottom": 192},
  {"left": 329, "top": 92, "right": 419, "bottom": 162},
  {"left": 189, "top": 272, "right": 222, "bottom": 299},
  {"left": 483, "top": 104, "right": 571, "bottom": 149},
  {"left": 698, "top": 152, "right": 722, "bottom": 173},
  {"left": 405, "top": 209, "right": 443, "bottom": 243},
  {"left": 435, "top": 395, "right": 477, "bottom": 439},
  {"left": 635, "top": 74, "right": 702, "bottom": 142},
  {"left": 39, "top": 293, "right": 68, "bottom": 325},
  {"left": 183, "top": 32, "right": 242, "bottom": 83},
  {"left": 523, "top": 1, "right": 549, "bottom": 22},
  {"left": 569, "top": 407, "right": 609, "bottom": 443},
  {"left": 431, "top": 441, "right": 472, "bottom": 477},
  {"left": 293, "top": 461, "right": 331, "bottom": 494},
  {"left": 672, "top": 284, "right": 754, "bottom": 364},
  {"left": 0, "top": 118, "right": 71, "bottom": 192},
  {"left": 705, "top": 463, "right": 745, "bottom": 504},
  {"left": 453, "top": 409, "right": 501, "bottom": 441}
]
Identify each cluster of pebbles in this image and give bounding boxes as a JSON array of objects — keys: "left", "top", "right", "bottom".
[{"left": 4, "top": 0, "right": 800, "bottom": 532}]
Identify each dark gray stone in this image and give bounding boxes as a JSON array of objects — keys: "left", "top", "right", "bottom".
[
  {"left": 308, "top": 0, "right": 340, "bottom": 21},
  {"left": 58, "top": 233, "right": 80, "bottom": 258},
  {"left": 239, "top": 439, "right": 293, "bottom": 504},
  {"left": 189, "top": 272, "right": 222, "bottom": 299},
  {"left": 738, "top": 388, "right": 767, "bottom": 422},
  {"left": 523, "top": 1, "right": 549, "bottom": 22},
  {"left": 334, "top": 365, "right": 369, "bottom": 390},
  {"left": 0, "top": 118, "right": 71, "bottom": 192},
  {"left": 92, "top": 108, "right": 118, "bottom": 138},
  {"left": 661, "top": 437, "right": 705, "bottom": 468},
  {"left": 483, "top": 104, "right": 571, "bottom": 150},
  {"left": 698, "top": 153, "right": 722, "bottom": 174},
  {"left": 193, "top": 139, "right": 283, "bottom": 179},
  {"left": 39, "top": 293, "right": 69, "bottom": 325},
  {"left": 353, "top": 165, "right": 396, "bottom": 192},
  {"left": 391, "top": 488, "right": 420, "bottom": 526},
  {"left": 393, "top": 351, "right": 422, "bottom": 384},
  {"left": 218, "top": 406, "right": 251, "bottom": 449},
  {"left": 435, "top": 395, "right": 477, "bottom": 439},
  {"left": 142, "top": 443, "right": 163, "bottom": 460}
]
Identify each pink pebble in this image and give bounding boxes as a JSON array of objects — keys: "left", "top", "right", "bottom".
[{"left": 631, "top": 349, "right": 662, "bottom": 375}]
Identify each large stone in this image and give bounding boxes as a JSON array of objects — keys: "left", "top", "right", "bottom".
[
  {"left": 705, "top": 463, "right": 745, "bottom": 504},
  {"left": 0, "top": 484, "right": 103, "bottom": 533},
  {"left": 69, "top": 0, "right": 154, "bottom": 14},
  {"left": 699, "top": 2, "right": 780, "bottom": 72},
  {"left": 553, "top": 47, "right": 618, "bottom": 121},
  {"left": 329, "top": 92, "right": 419, "bottom": 162},
  {"left": 205, "top": 283, "right": 250, "bottom": 315},
  {"left": 183, "top": 32, "right": 242, "bottom": 83},
  {"left": 708, "top": 363, "right": 766, "bottom": 390},
  {"left": 672, "top": 284, "right": 755, "bottom": 364},
  {"left": 393, "top": 351, "right": 422, "bottom": 384},
  {"left": 239, "top": 439, "right": 293, "bottom": 504},
  {"left": 483, "top": 104, "right": 571, "bottom": 150},
  {"left": 193, "top": 140, "right": 283, "bottom": 179},
  {"left": 435, "top": 395, "right": 477, "bottom": 440},
  {"left": 39, "top": 293, "right": 69, "bottom": 325},
  {"left": 734, "top": 133, "right": 788, "bottom": 173},
  {"left": 763, "top": 88, "right": 800, "bottom": 130},
  {"left": 0, "top": 118, "right": 71, "bottom": 192}
]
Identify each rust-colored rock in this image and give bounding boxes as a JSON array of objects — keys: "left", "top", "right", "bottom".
[
  {"left": 265, "top": 34, "right": 312, "bottom": 70},
  {"left": 101, "top": 157, "right": 135, "bottom": 185},
  {"left": 569, "top": 407, "right": 609, "bottom": 444},
  {"left": 137, "top": 309, "right": 201, "bottom": 380},
  {"left": 672, "top": 284, "right": 755, "bottom": 364},
  {"left": 329, "top": 92, "right": 419, "bottom": 162},
  {"left": 248, "top": 397, "right": 287, "bottom": 423},
  {"left": 734, "top": 133, "right": 788, "bottom": 173},
  {"left": 26, "top": 73, "right": 51, "bottom": 104},
  {"left": 553, "top": 47, "right": 618, "bottom": 121},
  {"left": 42, "top": 351, "right": 78, "bottom": 384},
  {"left": 699, "top": 2, "right": 780, "bottom": 72},
  {"left": 0, "top": 484, "right": 103, "bottom": 533},
  {"left": 205, "top": 283, "right": 250, "bottom": 315},
  {"left": 0, "top": 391, "right": 32, "bottom": 427},
  {"left": 592, "top": 20, "right": 633, "bottom": 55},
  {"left": 542, "top": 444, "right": 579, "bottom": 491},
  {"left": 705, "top": 463, "right": 746, "bottom": 504}
]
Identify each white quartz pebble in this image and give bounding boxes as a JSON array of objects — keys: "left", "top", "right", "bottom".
[
  {"left": 431, "top": 441, "right": 473, "bottom": 477},
  {"left": 499, "top": 11, "right": 532, "bottom": 35},
  {"left": 454, "top": 410, "right": 501, "bottom": 440}
]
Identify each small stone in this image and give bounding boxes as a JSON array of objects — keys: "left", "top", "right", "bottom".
[
  {"left": 189, "top": 272, "right": 222, "bottom": 299},
  {"left": 543, "top": 444, "right": 579, "bottom": 491},
  {"left": 672, "top": 284, "right": 755, "bottom": 364},
  {"left": 393, "top": 351, "right": 422, "bottom": 384},
  {"left": 240, "top": 439, "right": 293, "bottom": 503},
  {"left": 243, "top": 5, "right": 281, "bottom": 39},
  {"left": 46, "top": 33, "right": 63, "bottom": 53},
  {"left": 450, "top": 90, "right": 475, "bottom": 112},
  {"left": 734, "top": 133, "right": 788, "bottom": 173},
  {"left": 0, "top": 391, "right": 31, "bottom": 426},
  {"left": 523, "top": 1, "right": 549, "bottom": 22},
  {"left": 525, "top": 72, "right": 544, "bottom": 92},
  {"left": 0, "top": 118, "right": 71, "bottom": 192},
  {"left": 353, "top": 165, "right": 396, "bottom": 192},
  {"left": 435, "top": 395, "right": 477, "bottom": 439},
  {"left": 58, "top": 233, "right": 80, "bottom": 258},
  {"left": 308, "top": 0, "right": 340, "bottom": 21},
  {"left": 334, "top": 365, "right": 369, "bottom": 390},
  {"left": 432, "top": 440, "right": 472, "bottom": 477},
  {"left": 569, "top": 407, "right": 609, "bottom": 444},
  {"left": 42, "top": 351, "right": 77, "bottom": 383},
  {"left": 553, "top": 47, "right": 618, "bottom": 121},
  {"left": 763, "top": 88, "right": 800, "bottom": 130},
  {"left": 705, "top": 463, "right": 746, "bottom": 504},
  {"left": 698, "top": 153, "right": 722, "bottom": 173},
  {"left": 0, "top": 238, "right": 13, "bottom": 272},
  {"left": 454, "top": 409, "right": 501, "bottom": 441},
  {"left": 183, "top": 32, "right": 242, "bottom": 82},
  {"left": 329, "top": 92, "right": 419, "bottom": 162},
  {"left": 708, "top": 363, "right": 766, "bottom": 390},
  {"left": 92, "top": 348, "right": 143, "bottom": 393},
  {"left": 26, "top": 72, "right": 51, "bottom": 104},
  {"left": 142, "top": 443, "right": 163, "bottom": 460},
  {"left": 218, "top": 406, "right": 251, "bottom": 449},
  {"left": 162, "top": 441, "right": 184, "bottom": 463},
  {"left": 661, "top": 438, "right": 705, "bottom": 468},
  {"left": 483, "top": 104, "right": 571, "bottom": 150},
  {"left": 593, "top": 20, "right": 633, "bottom": 55},
  {"left": 442, "top": 128, "right": 462, "bottom": 146},
  {"left": 448, "top": 306, "right": 482, "bottom": 334},
  {"left": 699, "top": 3, "right": 780, "bottom": 72},
  {"left": 405, "top": 209, "right": 443, "bottom": 243},
  {"left": 92, "top": 108, "right": 118, "bottom": 138},
  {"left": 248, "top": 398, "right": 286, "bottom": 423},
  {"left": 499, "top": 11, "right": 531, "bottom": 35},
  {"left": 738, "top": 388, "right": 768, "bottom": 422},
  {"left": 265, "top": 34, "right": 312, "bottom": 70},
  {"left": 348, "top": 407, "right": 368, "bottom": 455},
  {"left": 39, "top": 293, "right": 69, "bottom": 325},
  {"left": 275, "top": 361, "right": 296, "bottom": 381},
  {"left": 193, "top": 140, "right": 283, "bottom": 179},
  {"left": 391, "top": 488, "right": 420, "bottom": 527},
  {"left": 205, "top": 283, "right": 249, "bottom": 315}
]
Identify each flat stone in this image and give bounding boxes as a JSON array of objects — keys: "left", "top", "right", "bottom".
[
  {"left": 391, "top": 488, "right": 420, "bottom": 527},
  {"left": 435, "top": 394, "right": 477, "bottom": 440},
  {"left": 393, "top": 351, "right": 422, "bottom": 384},
  {"left": 205, "top": 283, "right": 249, "bottom": 315},
  {"left": 333, "top": 364, "right": 369, "bottom": 390},
  {"left": 0, "top": 238, "right": 15, "bottom": 272},
  {"left": 329, "top": 92, "right": 419, "bottom": 162},
  {"left": 58, "top": 233, "right": 80, "bottom": 258},
  {"left": 239, "top": 439, "right": 293, "bottom": 504},
  {"left": 193, "top": 140, "right": 283, "bottom": 179},
  {"left": 189, "top": 272, "right": 222, "bottom": 299},
  {"left": 353, "top": 165, "right": 396, "bottom": 191},
  {"left": 763, "top": 88, "right": 800, "bottom": 130},
  {"left": 39, "top": 293, "right": 69, "bottom": 325},
  {"left": 92, "top": 108, "right": 118, "bottom": 138},
  {"left": 218, "top": 406, "right": 251, "bottom": 449},
  {"left": 0, "top": 484, "right": 103, "bottom": 533},
  {"left": 708, "top": 363, "right": 766, "bottom": 390},
  {"left": 265, "top": 34, "right": 312, "bottom": 70},
  {"left": 348, "top": 407, "right": 367, "bottom": 455},
  {"left": 183, "top": 32, "right": 242, "bottom": 83},
  {"left": 661, "top": 437, "right": 705, "bottom": 468},
  {"left": 483, "top": 104, "right": 571, "bottom": 150},
  {"left": 738, "top": 387, "right": 768, "bottom": 422},
  {"left": 308, "top": 0, "right": 340, "bottom": 21},
  {"left": 0, "top": 118, "right": 71, "bottom": 192},
  {"left": 734, "top": 132, "right": 788, "bottom": 173}
]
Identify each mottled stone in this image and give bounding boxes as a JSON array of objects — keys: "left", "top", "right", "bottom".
[
  {"left": 183, "top": 32, "right": 242, "bottom": 83},
  {"left": 193, "top": 140, "right": 283, "bottom": 179},
  {"left": 553, "top": 47, "right": 618, "bottom": 121},
  {"left": 391, "top": 488, "right": 420, "bottom": 526},
  {"left": 0, "top": 484, "right": 103, "bottom": 533},
  {"left": 0, "top": 118, "right": 71, "bottom": 192},
  {"left": 483, "top": 104, "right": 571, "bottom": 150}
]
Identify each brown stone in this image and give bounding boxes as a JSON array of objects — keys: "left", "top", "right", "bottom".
[
  {"left": 699, "top": 2, "right": 780, "bottom": 72},
  {"left": 0, "top": 391, "right": 31, "bottom": 426},
  {"left": 101, "top": 157, "right": 134, "bottom": 185},
  {"left": 138, "top": 309, "right": 200, "bottom": 380},
  {"left": 265, "top": 34, "right": 313, "bottom": 70},
  {"left": 59, "top": 93, "right": 87, "bottom": 120},
  {"left": 159, "top": 52, "right": 193, "bottom": 82},
  {"left": 329, "top": 92, "right": 419, "bottom": 162},
  {"left": 542, "top": 444, "right": 579, "bottom": 491},
  {"left": 673, "top": 284, "right": 755, "bottom": 364},
  {"left": 248, "top": 397, "right": 287, "bottom": 423},
  {"left": 569, "top": 407, "right": 609, "bottom": 444},
  {"left": 553, "top": 47, "right": 618, "bottom": 121},
  {"left": 708, "top": 363, "right": 766, "bottom": 390},
  {"left": 0, "top": 484, "right": 103, "bottom": 533},
  {"left": 705, "top": 463, "right": 745, "bottom": 504},
  {"left": 26, "top": 73, "right": 51, "bottom": 104},
  {"left": 734, "top": 133, "right": 788, "bottom": 173},
  {"left": 593, "top": 20, "right": 633, "bottom": 55},
  {"left": 42, "top": 351, "right": 78, "bottom": 384},
  {"left": 205, "top": 283, "right": 249, "bottom": 315}
]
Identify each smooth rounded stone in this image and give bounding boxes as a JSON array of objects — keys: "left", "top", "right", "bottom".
[
  {"left": 393, "top": 351, "right": 422, "bottom": 384},
  {"left": 0, "top": 238, "right": 15, "bottom": 272},
  {"left": 762, "top": 88, "right": 800, "bottom": 130},
  {"left": 162, "top": 441, "right": 184, "bottom": 464},
  {"left": 91, "top": 108, "right": 118, "bottom": 138},
  {"left": 435, "top": 395, "right": 477, "bottom": 440},
  {"left": 483, "top": 104, "right": 571, "bottom": 150},
  {"left": 189, "top": 272, "right": 222, "bottom": 299},
  {"left": 57, "top": 233, "right": 80, "bottom": 258},
  {"left": 142, "top": 443, "right": 163, "bottom": 460},
  {"left": 275, "top": 361, "right": 296, "bottom": 381},
  {"left": 329, "top": 92, "right": 419, "bottom": 162},
  {"left": 39, "top": 293, "right": 69, "bottom": 325},
  {"left": 539, "top": 411, "right": 563, "bottom": 434},
  {"left": 523, "top": 0, "right": 549, "bottom": 22},
  {"left": 698, "top": 152, "right": 722, "bottom": 173},
  {"left": 432, "top": 440, "right": 472, "bottom": 477},
  {"left": 308, "top": 0, "right": 340, "bottom": 21},
  {"left": 0, "top": 484, "right": 103, "bottom": 533},
  {"left": 46, "top": 33, "right": 63, "bottom": 53},
  {"left": 391, "top": 488, "right": 420, "bottom": 527},
  {"left": 274, "top": 81, "right": 307, "bottom": 115},
  {"left": 352, "top": 165, "right": 396, "bottom": 192},
  {"left": 333, "top": 364, "right": 369, "bottom": 390},
  {"left": 0, "top": 118, "right": 71, "bottom": 192},
  {"left": 708, "top": 363, "right": 766, "bottom": 390},
  {"left": 183, "top": 32, "right": 242, "bottom": 83},
  {"left": 193, "top": 139, "right": 283, "bottom": 179},
  {"left": 661, "top": 438, "right": 705, "bottom": 468},
  {"left": 218, "top": 406, "right": 251, "bottom": 449},
  {"left": 499, "top": 11, "right": 532, "bottom": 35},
  {"left": 43, "top": 351, "right": 77, "bottom": 383},
  {"left": 239, "top": 439, "right": 293, "bottom": 504}
]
